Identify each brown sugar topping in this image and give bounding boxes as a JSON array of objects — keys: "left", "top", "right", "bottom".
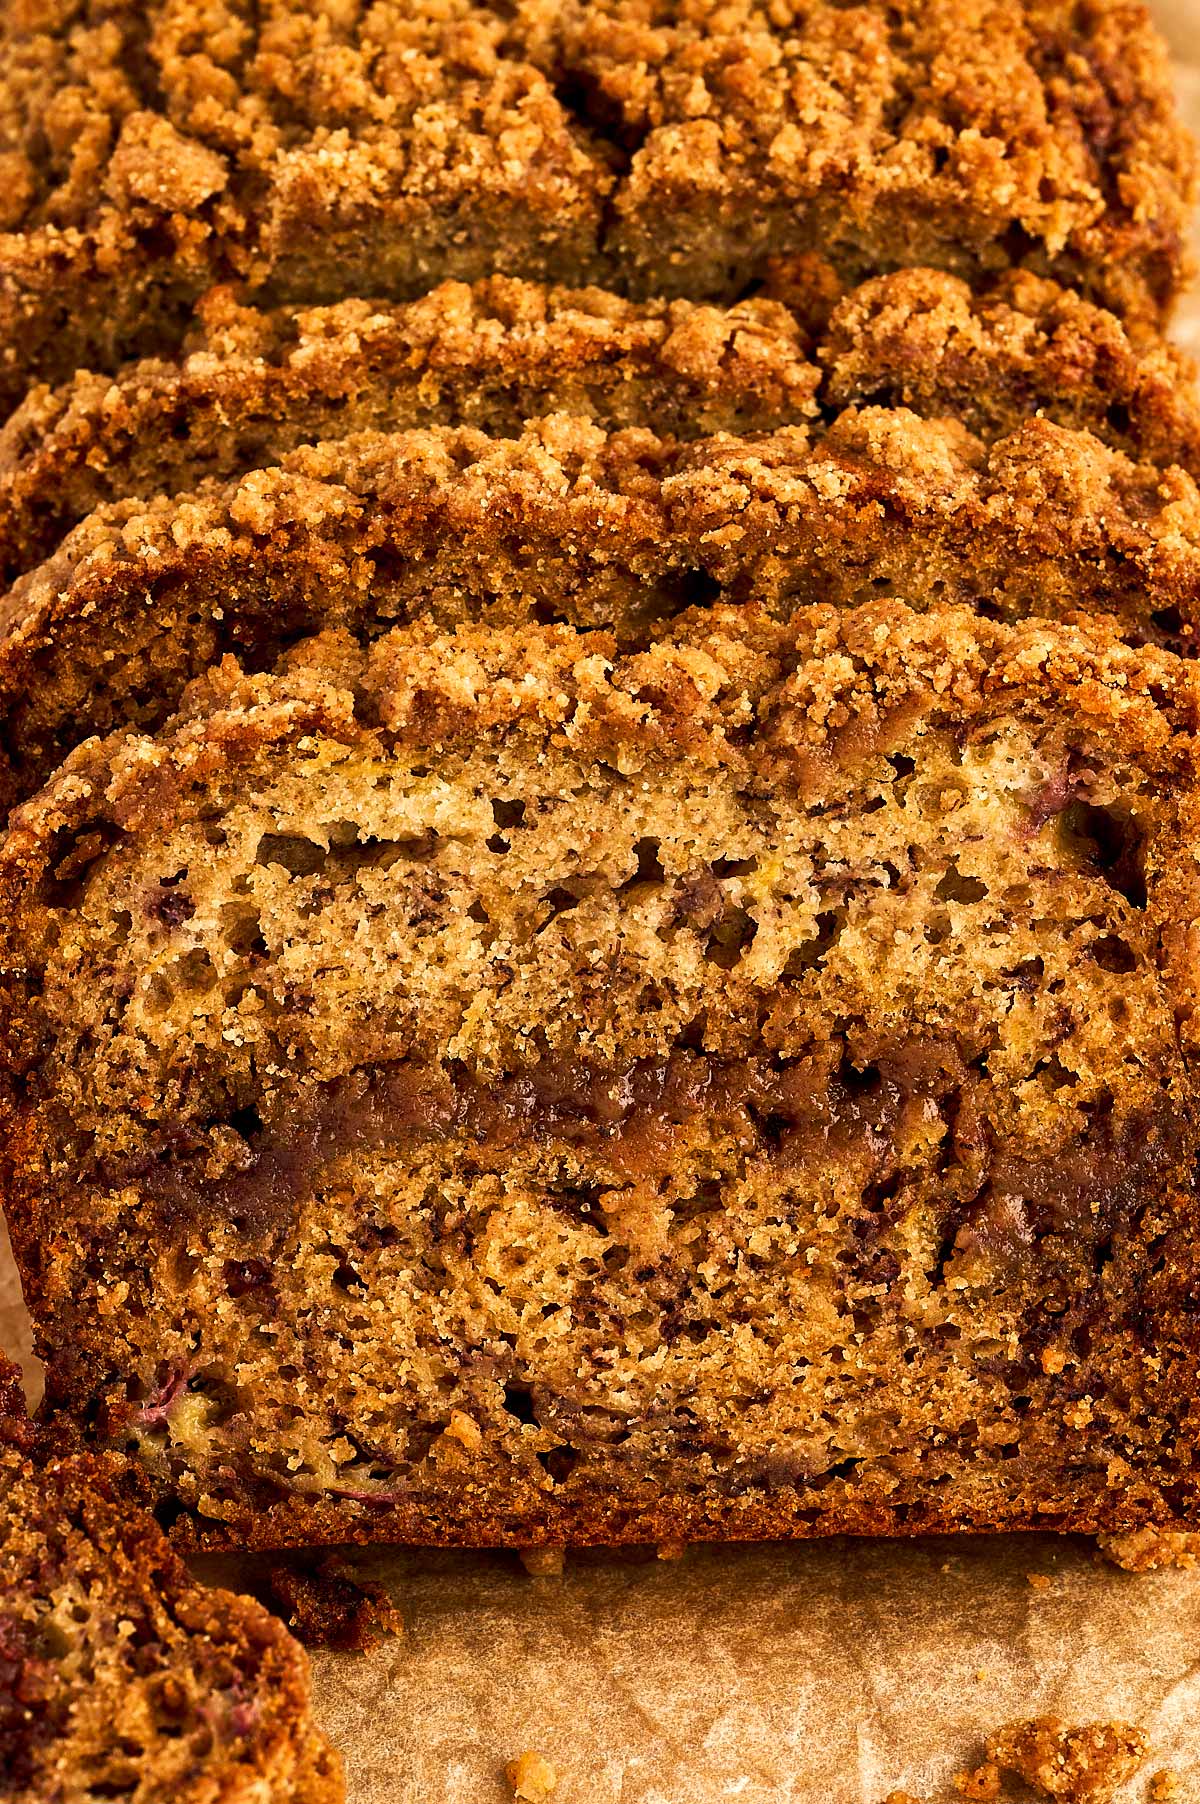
[{"left": 0, "top": 1, "right": 1192, "bottom": 410}]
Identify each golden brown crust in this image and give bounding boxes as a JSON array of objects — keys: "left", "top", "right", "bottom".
[
  {"left": 818, "top": 267, "right": 1200, "bottom": 473},
  {"left": 2, "top": 410, "right": 1199, "bottom": 810},
  {"left": 3, "top": 602, "right": 1200, "bottom": 1553},
  {"left": 0, "top": 0, "right": 1192, "bottom": 412},
  {"left": 561, "top": 0, "right": 1195, "bottom": 321},
  {"left": 0, "top": 1364, "right": 343, "bottom": 1802},
  {"left": 0, "top": 276, "right": 820, "bottom": 586},
  {"left": 2, "top": 263, "right": 1198, "bottom": 590}
]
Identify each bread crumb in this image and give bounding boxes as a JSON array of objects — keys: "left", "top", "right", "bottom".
[
  {"left": 444, "top": 1409, "right": 484, "bottom": 1453},
  {"left": 264, "top": 1553, "right": 403, "bottom": 1652},
  {"left": 1098, "top": 1527, "right": 1200, "bottom": 1572},
  {"left": 656, "top": 1541, "right": 686, "bottom": 1561},
  {"left": 506, "top": 1750, "right": 557, "bottom": 1800},
  {"left": 1026, "top": 1572, "right": 1052, "bottom": 1591},
  {"left": 986, "top": 1718, "right": 1150, "bottom": 1803},
  {"left": 518, "top": 1548, "right": 565, "bottom": 1577},
  {"left": 955, "top": 1761, "right": 1001, "bottom": 1798},
  {"left": 880, "top": 1792, "right": 925, "bottom": 1804},
  {"left": 1149, "top": 1773, "right": 1179, "bottom": 1801}
]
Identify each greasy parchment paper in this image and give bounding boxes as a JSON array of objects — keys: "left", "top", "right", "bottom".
[{"left": 4, "top": 10, "right": 1200, "bottom": 1798}]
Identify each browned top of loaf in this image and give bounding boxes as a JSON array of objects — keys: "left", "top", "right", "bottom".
[
  {"left": 0, "top": 1357, "right": 342, "bottom": 1803},
  {"left": 816, "top": 266, "right": 1200, "bottom": 472},
  {"left": 11, "top": 596, "right": 1200, "bottom": 841},
  {"left": 0, "top": 275, "right": 819, "bottom": 587},
  {"left": 1, "top": 263, "right": 1197, "bottom": 593},
  {"left": 0, "top": 0, "right": 1191, "bottom": 405},
  {"left": 12, "top": 408, "right": 1196, "bottom": 627},
  {"left": 564, "top": 0, "right": 1194, "bottom": 310}
]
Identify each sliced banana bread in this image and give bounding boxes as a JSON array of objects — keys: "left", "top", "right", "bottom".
[
  {"left": 1, "top": 412, "right": 1198, "bottom": 812},
  {"left": 554, "top": 0, "right": 1195, "bottom": 321},
  {"left": 0, "top": 277, "right": 820, "bottom": 589},
  {"left": 0, "top": 0, "right": 1192, "bottom": 413},
  {"left": 4, "top": 263, "right": 1199, "bottom": 592},
  {"left": 817, "top": 267, "right": 1200, "bottom": 472},
  {"left": 0, "top": 1358, "right": 342, "bottom": 1800},
  {"left": 2, "top": 602, "right": 1198, "bottom": 1549}
]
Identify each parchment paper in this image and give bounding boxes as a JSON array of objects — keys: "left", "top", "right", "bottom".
[{"left": 4, "top": 10, "right": 1200, "bottom": 1797}]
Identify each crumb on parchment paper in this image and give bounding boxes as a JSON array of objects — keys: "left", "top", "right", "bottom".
[
  {"left": 1148, "top": 1775, "right": 1180, "bottom": 1802},
  {"left": 518, "top": 1548, "right": 565, "bottom": 1577},
  {"left": 505, "top": 1750, "right": 557, "bottom": 1800},
  {"left": 1097, "top": 1527, "right": 1200, "bottom": 1572},
  {"left": 983, "top": 1718, "right": 1150, "bottom": 1803},
  {"left": 264, "top": 1552, "right": 403, "bottom": 1652}
]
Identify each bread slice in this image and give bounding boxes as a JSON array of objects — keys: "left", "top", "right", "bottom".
[
  {"left": 1, "top": 412, "right": 1198, "bottom": 812},
  {"left": 0, "top": 0, "right": 610, "bottom": 417},
  {"left": 2, "top": 602, "right": 1198, "bottom": 1549},
  {"left": 4, "top": 264, "right": 1198, "bottom": 594},
  {"left": 0, "top": 1357, "right": 342, "bottom": 1800},
  {"left": 0, "top": 277, "right": 821, "bottom": 589},
  {"left": 0, "top": 0, "right": 1192, "bottom": 412},
  {"left": 817, "top": 267, "right": 1200, "bottom": 473},
  {"left": 558, "top": 0, "right": 1195, "bottom": 322}
]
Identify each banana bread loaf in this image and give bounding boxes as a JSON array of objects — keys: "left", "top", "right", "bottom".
[
  {"left": 4, "top": 263, "right": 1199, "bottom": 592},
  {"left": 1, "top": 411, "right": 1198, "bottom": 811},
  {"left": 0, "top": 1357, "right": 342, "bottom": 1800},
  {"left": 0, "top": 0, "right": 1192, "bottom": 414},
  {"left": 2, "top": 601, "right": 1198, "bottom": 1550}
]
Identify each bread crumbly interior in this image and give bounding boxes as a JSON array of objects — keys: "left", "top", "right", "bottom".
[{"left": 5, "top": 605, "right": 1199, "bottom": 1546}]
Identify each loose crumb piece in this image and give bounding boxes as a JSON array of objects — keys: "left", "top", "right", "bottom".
[
  {"left": 265, "top": 1554, "right": 403, "bottom": 1653},
  {"left": 1098, "top": 1527, "right": 1200, "bottom": 1572},
  {"left": 656, "top": 1542, "right": 686, "bottom": 1561},
  {"left": 518, "top": 1548, "right": 565, "bottom": 1577},
  {"left": 1026, "top": 1573, "right": 1052, "bottom": 1591},
  {"left": 955, "top": 1762, "right": 1001, "bottom": 1799},
  {"left": 1149, "top": 1773, "right": 1180, "bottom": 1801},
  {"left": 986, "top": 1718, "right": 1150, "bottom": 1803},
  {"left": 880, "top": 1792, "right": 925, "bottom": 1804},
  {"left": 505, "top": 1750, "right": 557, "bottom": 1801}
]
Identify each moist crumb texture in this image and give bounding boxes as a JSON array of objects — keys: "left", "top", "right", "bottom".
[
  {"left": 2, "top": 261, "right": 1199, "bottom": 591},
  {"left": 3, "top": 603, "right": 1200, "bottom": 1550},
  {"left": 0, "top": 0, "right": 1193, "bottom": 412},
  {"left": 0, "top": 1356, "right": 343, "bottom": 1802},
  {"left": 3, "top": 408, "right": 1200, "bottom": 814}
]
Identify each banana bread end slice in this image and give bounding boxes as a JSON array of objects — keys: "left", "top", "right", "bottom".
[{"left": 0, "top": 1358, "right": 342, "bottom": 1802}]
